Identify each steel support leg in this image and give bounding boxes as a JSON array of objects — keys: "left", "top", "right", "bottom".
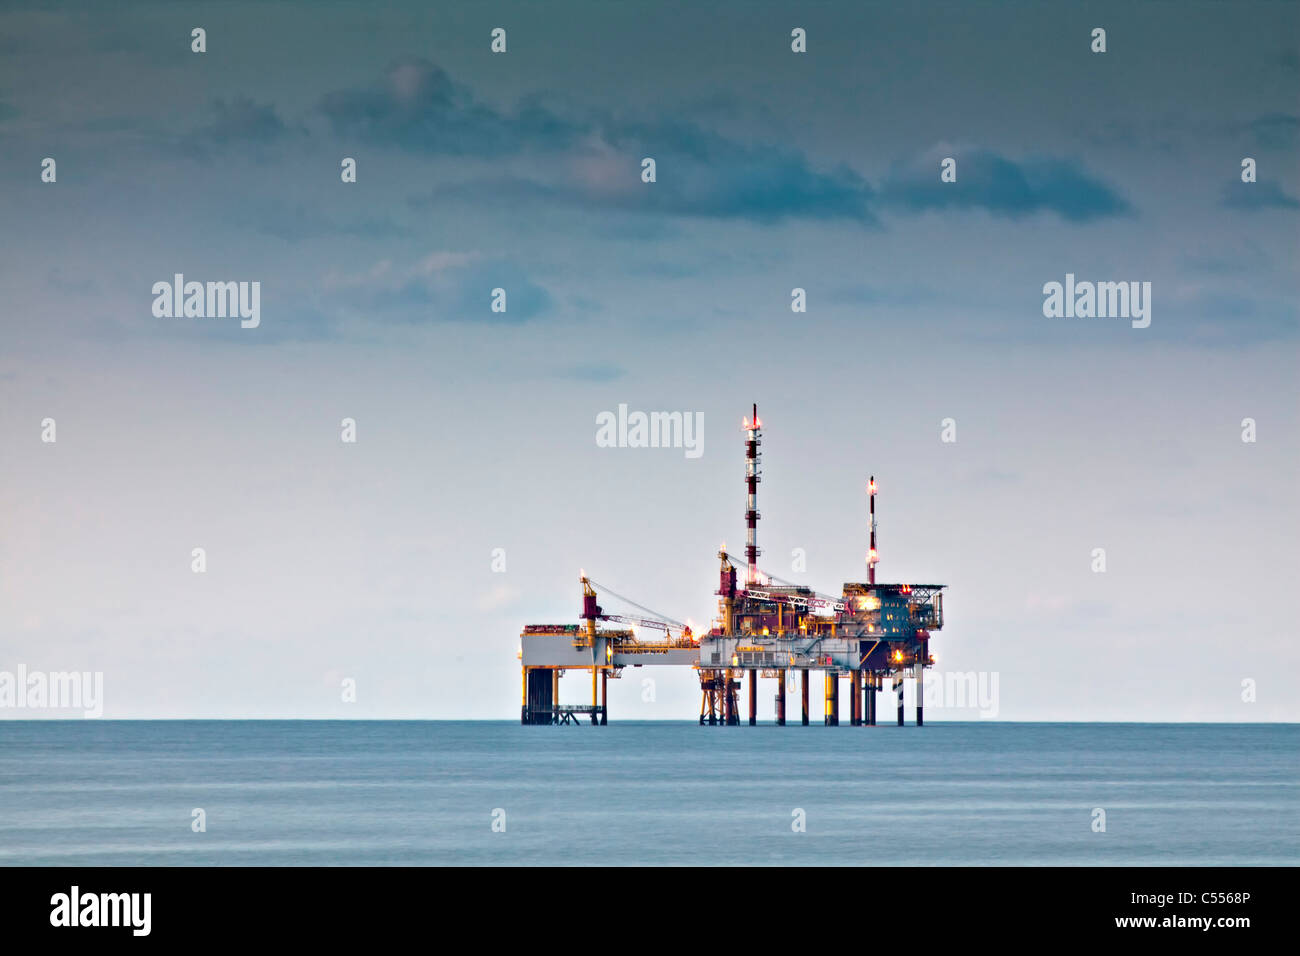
[{"left": 824, "top": 671, "right": 839, "bottom": 726}]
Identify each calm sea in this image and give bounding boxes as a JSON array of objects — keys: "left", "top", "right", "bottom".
[{"left": 0, "top": 721, "right": 1295, "bottom": 866}]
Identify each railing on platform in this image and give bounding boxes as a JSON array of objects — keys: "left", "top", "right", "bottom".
[{"left": 523, "top": 703, "right": 607, "bottom": 726}]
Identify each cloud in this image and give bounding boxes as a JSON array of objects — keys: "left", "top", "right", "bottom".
[
  {"left": 1176, "top": 290, "right": 1299, "bottom": 344},
  {"left": 1179, "top": 250, "right": 1265, "bottom": 277},
  {"left": 1243, "top": 113, "right": 1299, "bottom": 150},
  {"left": 415, "top": 159, "right": 875, "bottom": 226},
  {"left": 825, "top": 283, "right": 935, "bottom": 307},
  {"left": 1222, "top": 179, "right": 1300, "bottom": 210},
  {"left": 591, "top": 216, "right": 682, "bottom": 241},
  {"left": 877, "top": 148, "right": 1132, "bottom": 222},
  {"left": 231, "top": 200, "right": 410, "bottom": 242},
  {"left": 323, "top": 252, "right": 552, "bottom": 324},
  {"left": 597, "top": 118, "right": 876, "bottom": 223},
  {"left": 321, "top": 58, "right": 576, "bottom": 155},
  {"left": 157, "top": 253, "right": 556, "bottom": 345},
  {"left": 328, "top": 58, "right": 876, "bottom": 224},
  {"left": 328, "top": 65, "right": 1133, "bottom": 228},
  {"left": 202, "top": 96, "right": 295, "bottom": 145},
  {"left": 171, "top": 97, "right": 303, "bottom": 160}
]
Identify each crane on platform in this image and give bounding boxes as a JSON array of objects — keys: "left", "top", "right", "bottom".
[{"left": 585, "top": 576, "right": 693, "bottom": 641}]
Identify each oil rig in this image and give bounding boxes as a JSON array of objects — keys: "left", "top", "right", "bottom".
[{"left": 519, "top": 405, "right": 946, "bottom": 727}]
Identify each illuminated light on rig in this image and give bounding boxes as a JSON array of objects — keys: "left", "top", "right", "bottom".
[
  {"left": 731, "top": 654, "right": 739, "bottom": 666},
  {"left": 606, "top": 644, "right": 613, "bottom": 662},
  {"left": 893, "top": 650, "right": 904, "bottom": 663}
]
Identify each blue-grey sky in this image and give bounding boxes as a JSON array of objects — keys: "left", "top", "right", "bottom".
[{"left": 1, "top": 0, "right": 1297, "bottom": 720}]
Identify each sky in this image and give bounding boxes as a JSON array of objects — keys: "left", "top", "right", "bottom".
[{"left": 0, "top": 0, "right": 1297, "bottom": 720}]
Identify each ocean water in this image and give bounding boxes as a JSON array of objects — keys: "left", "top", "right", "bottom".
[{"left": 0, "top": 721, "right": 1295, "bottom": 866}]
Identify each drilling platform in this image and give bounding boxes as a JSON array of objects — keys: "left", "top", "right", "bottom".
[{"left": 518, "top": 405, "right": 946, "bottom": 727}]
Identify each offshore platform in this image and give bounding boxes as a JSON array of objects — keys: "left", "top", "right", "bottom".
[{"left": 519, "top": 406, "right": 946, "bottom": 727}]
